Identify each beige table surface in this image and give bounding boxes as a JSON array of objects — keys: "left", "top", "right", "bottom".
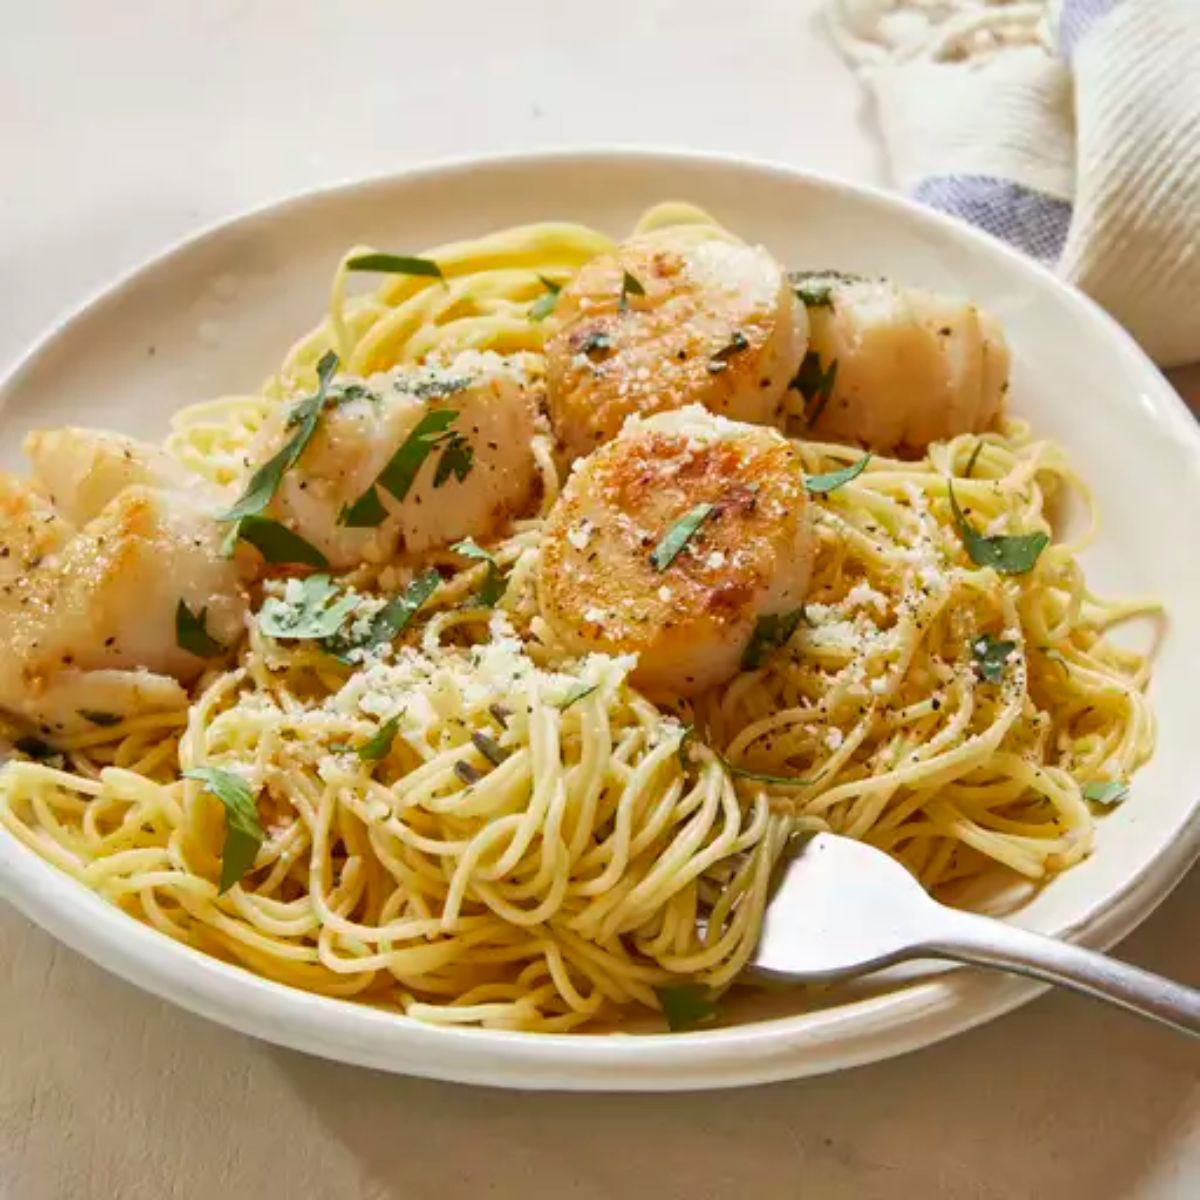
[{"left": 2, "top": 3, "right": 1197, "bottom": 1198}]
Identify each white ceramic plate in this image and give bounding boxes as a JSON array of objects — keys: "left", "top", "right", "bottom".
[{"left": 2, "top": 150, "right": 1198, "bottom": 1091}]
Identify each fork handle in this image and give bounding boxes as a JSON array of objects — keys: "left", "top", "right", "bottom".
[{"left": 921, "top": 911, "right": 1200, "bottom": 1037}]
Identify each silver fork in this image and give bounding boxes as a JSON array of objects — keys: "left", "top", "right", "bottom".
[{"left": 750, "top": 833, "right": 1200, "bottom": 1036}]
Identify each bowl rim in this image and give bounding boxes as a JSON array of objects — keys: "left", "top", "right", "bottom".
[{"left": 2, "top": 146, "right": 1198, "bottom": 1091}]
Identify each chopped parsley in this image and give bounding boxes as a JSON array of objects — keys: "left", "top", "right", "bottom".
[
  {"left": 182, "top": 766, "right": 264, "bottom": 894},
  {"left": 393, "top": 375, "right": 471, "bottom": 402},
  {"left": 323, "top": 381, "right": 379, "bottom": 410},
  {"left": 453, "top": 538, "right": 506, "bottom": 607},
  {"left": 578, "top": 330, "right": 613, "bottom": 360},
  {"left": 970, "top": 633, "right": 1017, "bottom": 683},
  {"left": 223, "top": 515, "right": 329, "bottom": 567},
  {"left": 221, "top": 351, "right": 338, "bottom": 522},
  {"left": 175, "top": 600, "right": 226, "bottom": 659},
  {"left": 345, "top": 252, "right": 443, "bottom": 280},
  {"left": 790, "top": 350, "right": 838, "bottom": 425},
  {"left": 340, "top": 408, "right": 469, "bottom": 528},
  {"left": 1083, "top": 780, "right": 1129, "bottom": 806},
  {"left": 788, "top": 269, "right": 861, "bottom": 308},
  {"left": 356, "top": 569, "right": 441, "bottom": 649},
  {"left": 650, "top": 502, "right": 716, "bottom": 571},
  {"left": 529, "top": 275, "right": 562, "bottom": 322},
  {"left": 326, "top": 568, "right": 444, "bottom": 657},
  {"left": 964, "top": 439, "right": 985, "bottom": 479},
  {"left": 655, "top": 984, "right": 718, "bottom": 1032},
  {"left": 338, "top": 485, "right": 389, "bottom": 530},
  {"left": 718, "top": 752, "right": 819, "bottom": 787},
  {"left": 357, "top": 716, "right": 399, "bottom": 762},
  {"left": 948, "top": 482, "right": 1049, "bottom": 575},
  {"left": 619, "top": 270, "right": 645, "bottom": 312},
  {"left": 707, "top": 330, "right": 749, "bottom": 373},
  {"left": 743, "top": 608, "right": 806, "bottom": 670},
  {"left": 805, "top": 453, "right": 872, "bottom": 496},
  {"left": 258, "top": 575, "right": 360, "bottom": 641},
  {"left": 432, "top": 432, "right": 474, "bottom": 488}
]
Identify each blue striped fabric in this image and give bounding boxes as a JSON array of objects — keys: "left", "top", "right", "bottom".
[{"left": 912, "top": 175, "right": 1074, "bottom": 263}]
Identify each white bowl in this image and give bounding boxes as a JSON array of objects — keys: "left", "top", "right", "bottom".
[{"left": 1, "top": 150, "right": 1198, "bottom": 1090}]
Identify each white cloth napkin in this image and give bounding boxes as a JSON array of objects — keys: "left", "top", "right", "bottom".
[{"left": 828, "top": 0, "right": 1200, "bottom": 368}]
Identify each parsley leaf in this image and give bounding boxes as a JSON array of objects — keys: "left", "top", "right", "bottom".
[
  {"left": 78, "top": 710, "right": 122, "bottom": 727},
  {"left": 718, "top": 752, "right": 819, "bottom": 787},
  {"left": 259, "top": 575, "right": 360, "bottom": 641},
  {"left": 1083, "top": 780, "right": 1129, "bottom": 806},
  {"left": 619, "top": 270, "right": 645, "bottom": 312},
  {"left": 650, "top": 502, "right": 716, "bottom": 571},
  {"left": 223, "top": 514, "right": 329, "bottom": 567},
  {"left": 743, "top": 608, "right": 806, "bottom": 670},
  {"left": 376, "top": 408, "right": 459, "bottom": 498},
  {"left": 964, "top": 439, "right": 985, "bottom": 479},
  {"left": 394, "top": 375, "right": 471, "bottom": 402},
  {"left": 368, "top": 569, "right": 441, "bottom": 644},
  {"left": 432, "top": 433, "right": 473, "bottom": 488},
  {"left": 788, "top": 269, "right": 861, "bottom": 308},
  {"left": 578, "top": 330, "right": 612, "bottom": 360},
  {"left": 947, "top": 482, "right": 1050, "bottom": 576},
  {"left": 182, "top": 766, "right": 264, "bottom": 893},
  {"left": 970, "top": 633, "right": 1017, "bottom": 683},
  {"left": 323, "top": 381, "right": 378, "bottom": 410},
  {"left": 790, "top": 350, "right": 839, "bottom": 425},
  {"left": 805, "top": 453, "right": 872, "bottom": 495},
  {"left": 357, "top": 716, "right": 399, "bottom": 762},
  {"left": 175, "top": 600, "right": 226, "bottom": 658},
  {"left": 325, "top": 569, "right": 442, "bottom": 658},
  {"left": 707, "top": 330, "right": 749, "bottom": 373},
  {"left": 338, "top": 486, "right": 389, "bottom": 529},
  {"left": 221, "top": 351, "right": 338, "bottom": 522},
  {"left": 340, "top": 409, "right": 466, "bottom": 527},
  {"left": 453, "top": 538, "right": 506, "bottom": 607},
  {"left": 656, "top": 984, "right": 717, "bottom": 1032},
  {"left": 529, "top": 275, "right": 561, "bottom": 322},
  {"left": 559, "top": 682, "right": 596, "bottom": 710},
  {"left": 346, "top": 252, "right": 443, "bottom": 280}
]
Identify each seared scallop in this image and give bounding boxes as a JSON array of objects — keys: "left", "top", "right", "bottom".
[
  {"left": 0, "top": 431, "right": 248, "bottom": 735},
  {"left": 538, "top": 406, "right": 813, "bottom": 699},
  {"left": 793, "top": 275, "right": 1009, "bottom": 452},
  {"left": 545, "top": 233, "right": 807, "bottom": 460},
  {"left": 253, "top": 350, "right": 538, "bottom": 570},
  {"left": 24, "top": 427, "right": 185, "bottom": 525}
]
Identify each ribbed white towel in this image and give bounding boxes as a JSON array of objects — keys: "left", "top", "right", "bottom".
[{"left": 829, "top": 0, "right": 1200, "bottom": 368}]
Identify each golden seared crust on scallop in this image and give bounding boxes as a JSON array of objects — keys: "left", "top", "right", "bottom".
[
  {"left": 797, "top": 278, "right": 1009, "bottom": 453},
  {"left": 538, "top": 406, "right": 813, "bottom": 699},
  {"left": 544, "top": 233, "right": 807, "bottom": 461}
]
